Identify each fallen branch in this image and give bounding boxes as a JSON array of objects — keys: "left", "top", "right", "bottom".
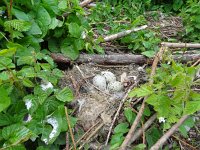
[
  {"left": 161, "top": 42, "right": 200, "bottom": 48},
  {"left": 103, "top": 25, "right": 148, "bottom": 42},
  {"left": 51, "top": 53, "right": 200, "bottom": 65},
  {"left": 119, "top": 47, "right": 166, "bottom": 150},
  {"left": 150, "top": 115, "right": 189, "bottom": 150},
  {"left": 80, "top": 0, "right": 93, "bottom": 7}
]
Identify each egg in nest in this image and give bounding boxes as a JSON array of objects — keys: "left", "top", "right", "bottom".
[{"left": 92, "top": 75, "right": 107, "bottom": 91}]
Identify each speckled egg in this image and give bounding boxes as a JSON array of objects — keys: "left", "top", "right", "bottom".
[
  {"left": 107, "top": 81, "right": 123, "bottom": 93},
  {"left": 101, "top": 71, "right": 116, "bottom": 83},
  {"left": 92, "top": 75, "right": 107, "bottom": 91}
]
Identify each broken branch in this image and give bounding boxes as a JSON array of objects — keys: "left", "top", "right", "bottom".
[
  {"left": 161, "top": 42, "right": 200, "bottom": 48},
  {"left": 150, "top": 115, "right": 189, "bottom": 150},
  {"left": 80, "top": 0, "right": 93, "bottom": 7},
  {"left": 103, "top": 25, "right": 148, "bottom": 42},
  {"left": 51, "top": 53, "right": 200, "bottom": 65}
]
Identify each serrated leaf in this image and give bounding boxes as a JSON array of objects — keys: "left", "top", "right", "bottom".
[
  {"left": 114, "top": 123, "right": 129, "bottom": 134},
  {"left": 142, "top": 51, "right": 155, "bottom": 58},
  {"left": 0, "top": 113, "right": 13, "bottom": 126},
  {"left": 0, "top": 48, "right": 16, "bottom": 57},
  {"left": 0, "top": 71, "right": 9, "bottom": 80},
  {"left": 146, "top": 127, "right": 162, "bottom": 148},
  {"left": 4, "top": 19, "right": 32, "bottom": 32},
  {"left": 0, "top": 86, "right": 11, "bottom": 112},
  {"left": 17, "top": 56, "right": 35, "bottom": 66},
  {"left": 184, "top": 100, "right": 200, "bottom": 115},
  {"left": 129, "top": 84, "right": 153, "bottom": 98},
  {"left": 124, "top": 108, "right": 136, "bottom": 124},
  {"left": 0, "top": 57, "right": 15, "bottom": 71},
  {"left": 22, "top": 78, "right": 35, "bottom": 87},
  {"left": 55, "top": 87, "right": 73, "bottom": 102}
]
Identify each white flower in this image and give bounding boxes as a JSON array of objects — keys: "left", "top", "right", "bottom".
[
  {"left": 43, "top": 138, "right": 48, "bottom": 144},
  {"left": 81, "top": 31, "right": 86, "bottom": 39},
  {"left": 47, "top": 117, "right": 58, "bottom": 140},
  {"left": 25, "top": 99, "right": 32, "bottom": 110},
  {"left": 41, "top": 82, "right": 53, "bottom": 91},
  {"left": 25, "top": 114, "right": 32, "bottom": 122},
  {"left": 158, "top": 117, "right": 165, "bottom": 123}
]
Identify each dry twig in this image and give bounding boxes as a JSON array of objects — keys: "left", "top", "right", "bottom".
[
  {"left": 79, "top": 123, "right": 104, "bottom": 149},
  {"left": 150, "top": 115, "right": 189, "bottom": 150},
  {"left": 131, "top": 114, "right": 157, "bottom": 143},
  {"left": 103, "top": 25, "right": 148, "bottom": 42},
  {"left": 65, "top": 107, "right": 76, "bottom": 150}
]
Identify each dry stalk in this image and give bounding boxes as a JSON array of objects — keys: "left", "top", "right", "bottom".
[
  {"left": 65, "top": 107, "right": 76, "bottom": 150},
  {"left": 150, "top": 115, "right": 189, "bottom": 150}
]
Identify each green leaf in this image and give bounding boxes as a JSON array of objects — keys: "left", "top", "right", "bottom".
[
  {"left": 61, "top": 44, "right": 79, "bottom": 60},
  {"left": 55, "top": 87, "right": 74, "bottom": 102},
  {"left": 4, "top": 19, "right": 32, "bottom": 32},
  {"left": 124, "top": 108, "right": 136, "bottom": 124},
  {"left": 110, "top": 133, "right": 124, "bottom": 150},
  {"left": 114, "top": 123, "right": 129, "bottom": 134},
  {"left": 18, "top": 67, "right": 36, "bottom": 78},
  {"left": 133, "top": 144, "right": 146, "bottom": 150},
  {"left": 58, "top": 0, "right": 67, "bottom": 11},
  {"left": 0, "top": 71, "right": 9, "bottom": 81},
  {"left": 129, "top": 84, "right": 153, "bottom": 98},
  {"left": 22, "top": 78, "right": 35, "bottom": 87},
  {"left": 12, "top": 8, "right": 30, "bottom": 21},
  {"left": 68, "top": 23, "right": 82, "bottom": 38},
  {"left": 173, "top": 0, "right": 183, "bottom": 11},
  {"left": 49, "top": 17, "right": 63, "bottom": 29},
  {"left": 36, "top": 6, "right": 51, "bottom": 37},
  {"left": 17, "top": 56, "right": 35, "bottom": 66},
  {"left": 146, "top": 127, "right": 162, "bottom": 148},
  {"left": 0, "top": 113, "right": 13, "bottom": 126},
  {"left": 2, "top": 124, "right": 31, "bottom": 144},
  {"left": 28, "top": 21, "right": 42, "bottom": 35},
  {"left": 184, "top": 100, "right": 200, "bottom": 115},
  {"left": 179, "top": 117, "right": 195, "bottom": 138},
  {"left": 0, "top": 86, "right": 11, "bottom": 112},
  {"left": 143, "top": 106, "right": 151, "bottom": 117},
  {"left": 142, "top": 51, "right": 155, "bottom": 58},
  {"left": 0, "top": 48, "right": 16, "bottom": 57},
  {"left": 142, "top": 41, "right": 152, "bottom": 49},
  {"left": 48, "top": 39, "right": 60, "bottom": 53},
  {"left": 0, "top": 57, "right": 15, "bottom": 71}
]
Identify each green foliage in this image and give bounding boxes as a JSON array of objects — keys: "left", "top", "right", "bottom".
[
  {"left": 181, "top": 1, "right": 200, "bottom": 42},
  {"left": 129, "top": 57, "right": 200, "bottom": 129}
]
